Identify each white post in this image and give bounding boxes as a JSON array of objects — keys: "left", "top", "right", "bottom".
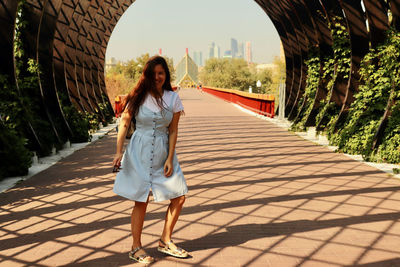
[{"left": 279, "top": 82, "right": 286, "bottom": 120}]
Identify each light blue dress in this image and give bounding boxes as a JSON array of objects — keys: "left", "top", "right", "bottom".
[{"left": 113, "top": 92, "right": 188, "bottom": 202}]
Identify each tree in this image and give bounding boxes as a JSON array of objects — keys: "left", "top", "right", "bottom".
[
  {"left": 105, "top": 54, "right": 176, "bottom": 109},
  {"left": 255, "top": 69, "right": 273, "bottom": 93},
  {"left": 199, "top": 58, "right": 253, "bottom": 91}
]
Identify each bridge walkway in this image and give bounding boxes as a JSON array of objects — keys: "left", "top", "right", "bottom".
[{"left": 1, "top": 88, "right": 400, "bottom": 266}]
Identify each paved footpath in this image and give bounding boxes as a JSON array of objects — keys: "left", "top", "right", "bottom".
[{"left": 1, "top": 89, "right": 400, "bottom": 267}]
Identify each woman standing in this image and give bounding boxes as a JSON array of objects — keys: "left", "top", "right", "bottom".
[{"left": 112, "top": 56, "right": 188, "bottom": 264}]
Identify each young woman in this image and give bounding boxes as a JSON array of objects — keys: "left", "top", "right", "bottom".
[{"left": 112, "top": 56, "right": 188, "bottom": 264}]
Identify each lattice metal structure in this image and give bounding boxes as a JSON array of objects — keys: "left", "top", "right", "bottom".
[
  {"left": 0, "top": 0, "right": 399, "bottom": 149},
  {"left": 175, "top": 52, "right": 198, "bottom": 87}
]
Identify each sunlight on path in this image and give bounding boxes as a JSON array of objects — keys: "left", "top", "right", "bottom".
[{"left": 1, "top": 88, "right": 400, "bottom": 266}]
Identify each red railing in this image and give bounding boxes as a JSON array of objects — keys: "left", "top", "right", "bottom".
[{"left": 202, "top": 87, "right": 275, "bottom": 118}]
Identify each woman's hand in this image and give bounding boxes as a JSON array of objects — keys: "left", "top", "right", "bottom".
[
  {"left": 164, "top": 158, "right": 173, "bottom": 177},
  {"left": 112, "top": 153, "right": 123, "bottom": 169}
]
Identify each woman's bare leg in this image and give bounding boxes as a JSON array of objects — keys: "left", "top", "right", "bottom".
[
  {"left": 131, "top": 199, "right": 148, "bottom": 248},
  {"left": 130, "top": 196, "right": 153, "bottom": 261},
  {"left": 160, "top": 195, "right": 186, "bottom": 247}
]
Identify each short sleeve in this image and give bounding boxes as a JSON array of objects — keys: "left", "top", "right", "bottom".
[{"left": 173, "top": 93, "right": 184, "bottom": 113}]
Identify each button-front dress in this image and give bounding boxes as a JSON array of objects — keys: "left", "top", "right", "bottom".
[{"left": 113, "top": 90, "right": 188, "bottom": 202}]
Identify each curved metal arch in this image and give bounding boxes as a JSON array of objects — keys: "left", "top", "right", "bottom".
[
  {"left": 363, "top": 0, "right": 389, "bottom": 48},
  {"left": 96, "top": 0, "right": 133, "bottom": 100},
  {"left": 304, "top": 0, "right": 335, "bottom": 127},
  {"left": 0, "top": 0, "right": 17, "bottom": 83},
  {"left": 37, "top": 0, "right": 72, "bottom": 140},
  {"left": 21, "top": 0, "right": 63, "bottom": 145},
  {"left": 63, "top": 0, "right": 93, "bottom": 112},
  {"left": 390, "top": 0, "right": 400, "bottom": 30},
  {"left": 290, "top": 0, "right": 321, "bottom": 124},
  {"left": 53, "top": 0, "right": 85, "bottom": 111},
  {"left": 335, "top": 0, "right": 369, "bottom": 129},
  {"left": 1, "top": 0, "right": 400, "bottom": 161},
  {"left": 272, "top": 1, "right": 303, "bottom": 117},
  {"left": 255, "top": 0, "right": 294, "bottom": 117},
  {"left": 279, "top": 0, "right": 310, "bottom": 121}
]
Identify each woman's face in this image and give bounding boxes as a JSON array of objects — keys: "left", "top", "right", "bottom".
[{"left": 154, "top": 64, "right": 166, "bottom": 91}]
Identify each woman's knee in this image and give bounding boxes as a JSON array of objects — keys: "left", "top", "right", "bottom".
[
  {"left": 134, "top": 200, "right": 148, "bottom": 209},
  {"left": 171, "top": 195, "right": 185, "bottom": 206}
]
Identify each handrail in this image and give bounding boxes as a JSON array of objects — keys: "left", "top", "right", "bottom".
[{"left": 202, "top": 87, "right": 275, "bottom": 118}]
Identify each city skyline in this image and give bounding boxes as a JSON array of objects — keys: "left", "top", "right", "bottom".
[{"left": 106, "top": 0, "right": 281, "bottom": 65}]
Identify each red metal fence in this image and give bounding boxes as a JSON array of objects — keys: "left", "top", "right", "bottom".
[{"left": 202, "top": 87, "right": 275, "bottom": 118}]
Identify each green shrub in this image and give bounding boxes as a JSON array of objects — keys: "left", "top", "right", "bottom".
[
  {"left": 336, "top": 30, "right": 400, "bottom": 161},
  {"left": 314, "top": 16, "right": 351, "bottom": 141},
  {"left": 0, "top": 121, "right": 32, "bottom": 180},
  {"left": 63, "top": 106, "right": 91, "bottom": 143},
  {"left": 291, "top": 48, "right": 320, "bottom": 131}
]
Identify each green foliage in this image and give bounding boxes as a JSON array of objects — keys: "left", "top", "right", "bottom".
[
  {"left": 0, "top": 121, "right": 32, "bottom": 180},
  {"left": 97, "top": 92, "right": 114, "bottom": 127},
  {"left": 376, "top": 90, "right": 400, "bottom": 163},
  {"left": 107, "top": 53, "right": 175, "bottom": 94},
  {"left": 336, "top": 29, "right": 400, "bottom": 161},
  {"left": 62, "top": 106, "right": 91, "bottom": 143},
  {"left": 199, "top": 58, "right": 274, "bottom": 93},
  {"left": 314, "top": 16, "right": 351, "bottom": 140},
  {"left": 12, "top": 0, "right": 60, "bottom": 156},
  {"left": 291, "top": 48, "right": 320, "bottom": 131},
  {"left": 200, "top": 58, "right": 253, "bottom": 91},
  {"left": 86, "top": 112, "right": 101, "bottom": 133},
  {"left": 254, "top": 69, "right": 273, "bottom": 94}
]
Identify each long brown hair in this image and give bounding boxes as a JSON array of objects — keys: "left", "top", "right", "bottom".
[{"left": 122, "top": 56, "right": 173, "bottom": 117}]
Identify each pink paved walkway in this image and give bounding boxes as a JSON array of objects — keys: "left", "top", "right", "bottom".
[{"left": 1, "top": 88, "right": 400, "bottom": 266}]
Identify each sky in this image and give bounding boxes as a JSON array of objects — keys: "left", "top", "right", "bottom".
[{"left": 105, "top": 0, "right": 281, "bottom": 65}]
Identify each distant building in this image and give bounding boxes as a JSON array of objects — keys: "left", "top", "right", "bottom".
[
  {"left": 223, "top": 50, "right": 232, "bottom": 58},
  {"left": 214, "top": 45, "right": 220, "bottom": 58},
  {"left": 193, "top": 51, "right": 203, "bottom": 67},
  {"left": 238, "top": 43, "right": 244, "bottom": 59},
  {"left": 105, "top": 57, "right": 118, "bottom": 72},
  {"left": 208, "top": 42, "right": 215, "bottom": 59},
  {"left": 231, "top": 38, "right": 238, "bottom": 58},
  {"left": 246, "top": 42, "right": 252, "bottom": 63}
]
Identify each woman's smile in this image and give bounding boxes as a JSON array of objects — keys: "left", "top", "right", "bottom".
[{"left": 154, "top": 64, "right": 166, "bottom": 90}]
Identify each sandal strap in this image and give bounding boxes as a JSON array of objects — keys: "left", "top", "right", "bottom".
[
  {"left": 131, "top": 246, "right": 142, "bottom": 255},
  {"left": 137, "top": 254, "right": 150, "bottom": 260},
  {"left": 131, "top": 247, "right": 152, "bottom": 260},
  {"left": 159, "top": 239, "right": 174, "bottom": 248}
]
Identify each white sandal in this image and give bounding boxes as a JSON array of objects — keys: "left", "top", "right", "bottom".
[
  {"left": 158, "top": 239, "right": 188, "bottom": 258},
  {"left": 129, "top": 246, "right": 155, "bottom": 264}
]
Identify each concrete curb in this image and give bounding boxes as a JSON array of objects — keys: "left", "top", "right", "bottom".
[
  {"left": 0, "top": 123, "right": 118, "bottom": 193},
  {"left": 232, "top": 103, "right": 400, "bottom": 179}
]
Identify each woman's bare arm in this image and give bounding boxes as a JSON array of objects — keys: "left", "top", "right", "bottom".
[
  {"left": 164, "top": 112, "right": 181, "bottom": 176},
  {"left": 112, "top": 109, "right": 132, "bottom": 167}
]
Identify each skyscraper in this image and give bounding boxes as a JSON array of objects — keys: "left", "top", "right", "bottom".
[
  {"left": 193, "top": 51, "right": 203, "bottom": 66},
  {"left": 193, "top": 51, "right": 200, "bottom": 66},
  {"left": 246, "top": 42, "right": 252, "bottom": 63},
  {"left": 214, "top": 45, "right": 220, "bottom": 58},
  {"left": 208, "top": 42, "right": 215, "bottom": 59},
  {"left": 223, "top": 50, "right": 232, "bottom": 58},
  {"left": 231, "top": 38, "right": 238, "bottom": 58},
  {"left": 238, "top": 43, "right": 244, "bottom": 59}
]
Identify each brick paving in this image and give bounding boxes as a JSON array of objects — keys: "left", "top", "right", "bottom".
[{"left": 1, "top": 88, "right": 400, "bottom": 266}]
